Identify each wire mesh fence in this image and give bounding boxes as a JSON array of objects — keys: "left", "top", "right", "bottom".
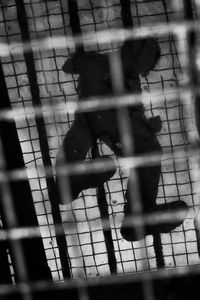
[{"left": 1, "top": 0, "right": 200, "bottom": 299}]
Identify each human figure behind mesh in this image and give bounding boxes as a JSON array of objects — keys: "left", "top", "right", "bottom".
[{"left": 56, "top": 38, "right": 188, "bottom": 241}]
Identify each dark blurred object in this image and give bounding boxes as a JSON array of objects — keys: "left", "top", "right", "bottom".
[
  {"left": 58, "top": 38, "right": 188, "bottom": 240},
  {"left": 30, "top": 272, "right": 200, "bottom": 300}
]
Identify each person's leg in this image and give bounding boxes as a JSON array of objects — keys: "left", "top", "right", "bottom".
[
  {"left": 56, "top": 114, "right": 116, "bottom": 203},
  {"left": 120, "top": 118, "right": 188, "bottom": 241}
]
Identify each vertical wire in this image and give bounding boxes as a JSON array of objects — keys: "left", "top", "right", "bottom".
[
  {"left": 0, "top": 1, "right": 54, "bottom": 279},
  {"left": 99, "top": 0, "right": 126, "bottom": 273},
  {"left": 110, "top": 1, "right": 157, "bottom": 299},
  {"left": 108, "top": 44, "right": 156, "bottom": 300},
  {"left": 15, "top": 0, "right": 71, "bottom": 279},
  {"left": 89, "top": 0, "right": 118, "bottom": 274},
  {"left": 161, "top": 0, "right": 195, "bottom": 268},
  {"left": 117, "top": 0, "right": 151, "bottom": 251},
  {"left": 181, "top": 0, "right": 200, "bottom": 259},
  {"left": 67, "top": 0, "right": 118, "bottom": 275},
  {"left": 108, "top": 49, "right": 145, "bottom": 245},
  {"left": 183, "top": 0, "right": 200, "bottom": 139},
  {"left": 113, "top": 0, "right": 146, "bottom": 247},
  {"left": 1, "top": 0, "right": 54, "bottom": 280},
  {"left": 108, "top": 49, "right": 147, "bottom": 258},
  {"left": 58, "top": 1, "right": 96, "bottom": 298},
  {"left": 120, "top": 0, "right": 133, "bottom": 27},
  {"left": 58, "top": 0, "right": 89, "bottom": 280},
  {"left": 91, "top": 144, "right": 118, "bottom": 274},
  {"left": 28, "top": 1, "right": 66, "bottom": 280},
  {"left": 0, "top": 138, "right": 33, "bottom": 300}
]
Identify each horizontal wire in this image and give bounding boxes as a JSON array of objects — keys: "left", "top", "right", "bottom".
[
  {"left": 0, "top": 19, "right": 199, "bottom": 57},
  {"left": 0, "top": 207, "right": 190, "bottom": 241},
  {"left": 0, "top": 264, "right": 200, "bottom": 295},
  {"left": 0, "top": 86, "right": 195, "bottom": 122},
  {"left": 0, "top": 145, "right": 199, "bottom": 182}
]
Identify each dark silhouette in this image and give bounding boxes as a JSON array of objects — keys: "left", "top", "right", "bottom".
[{"left": 57, "top": 38, "right": 188, "bottom": 241}]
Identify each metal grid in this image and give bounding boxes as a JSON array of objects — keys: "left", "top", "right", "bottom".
[{"left": 1, "top": 0, "right": 200, "bottom": 299}]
